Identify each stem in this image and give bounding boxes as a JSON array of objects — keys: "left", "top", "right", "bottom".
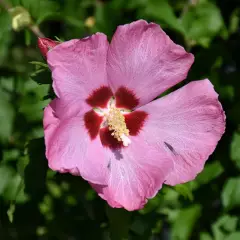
[
  {"left": 29, "top": 25, "right": 45, "bottom": 38},
  {"left": 0, "top": 0, "right": 45, "bottom": 38}
]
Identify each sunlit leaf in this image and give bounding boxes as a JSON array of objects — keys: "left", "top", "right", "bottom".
[
  {"left": 7, "top": 203, "right": 15, "bottom": 223},
  {"left": 221, "top": 178, "right": 240, "bottom": 210},
  {"left": 229, "top": 8, "right": 240, "bottom": 34},
  {"left": 226, "top": 232, "right": 240, "bottom": 240},
  {"left": 47, "top": 181, "right": 62, "bottom": 198},
  {"left": 19, "top": 80, "right": 50, "bottom": 121},
  {"left": 3, "top": 173, "right": 28, "bottom": 203},
  {"left": 212, "top": 215, "right": 238, "bottom": 240},
  {"left": 143, "top": 0, "right": 184, "bottom": 33},
  {"left": 200, "top": 232, "right": 213, "bottom": 240},
  {"left": 29, "top": 61, "right": 49, "bottom": 69},
  {"left": 193, "top": 161, "right": 224, "bottom": 189},
  {"left": 182, "top": 2, "right": 224, "bottom": 47},
  {"left": 2, "top": 149, "right": 20, "bottom": 163},
  {"left": 173, "top": 183, "right": 193, "bottom": 201},
  {"left": 171, "top": 204, "right": 202, "bottom": 240}
]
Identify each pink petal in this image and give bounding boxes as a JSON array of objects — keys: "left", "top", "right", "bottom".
[
  {"left": 44, "top": 100, "right": 108, "bottom": 185},
  {"left": 92, "top": 135, "right": 173, "bottom": 211},
  {"left": 139, "top": 79, "right": 226, "bottom": 186},
  {"left": 107, "top": 20, "right": 194, "bottom": 108},
  {"left": 46, "top": 98, "right": 90, "bottom": 122},
  {"left": 47, "top": 33, "right": 110, "bottom": 107},
  {"left": 90, "top": 183, "right": 122, "bottom": 208}
]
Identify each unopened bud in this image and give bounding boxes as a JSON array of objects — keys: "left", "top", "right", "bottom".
[
  {"left": 9, "top": 6, "right": 32, "bottom": 31},
  {"left": 84, "top": 17, "right": 95, "bottom": 28},
  {"left": 38, "top": 38, "right": 59, "bottom": 58}
]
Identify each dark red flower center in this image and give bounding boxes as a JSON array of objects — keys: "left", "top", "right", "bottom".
[{"left": 84, "top": 86, "right": 148, "bottom": 149}]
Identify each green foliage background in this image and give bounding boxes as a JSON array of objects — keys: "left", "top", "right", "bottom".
[{"left": 0, "top": 0, "right": 240, "bottom": 239}]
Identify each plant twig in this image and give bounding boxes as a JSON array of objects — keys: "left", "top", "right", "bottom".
[{"left": 29, "top": 25, "right": 45, "bottom": 38}]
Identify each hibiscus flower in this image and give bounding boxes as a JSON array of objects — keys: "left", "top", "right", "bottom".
[{"left": 39, "top": 20, "right": 225, "bottom": 211}]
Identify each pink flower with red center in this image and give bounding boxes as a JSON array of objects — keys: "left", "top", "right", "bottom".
[{"left": 40, "top": 20, "right": 225, "bottom": 211}]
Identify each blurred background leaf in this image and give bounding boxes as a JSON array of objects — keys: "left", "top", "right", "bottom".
[
  {"left": 171, "top": 204, "right": 202, "bottom": 240},
  {"left": 181, "top": 1, "right": 224, "bottom": 47},
  {"left": 221, "top": 178, "right": 240, "bottom": 211},
  {"left": 230, "top": 132, "right": 240, "bottom": 169}
]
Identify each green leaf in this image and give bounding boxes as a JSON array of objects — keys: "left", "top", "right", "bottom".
[
  {"left": 187, "top": 161, "right": 224, "bottom": 191},
  {"left": 212, "top": 215, "right": 238, "bottom": 240},
  {"left": 0, "top": 165, "right": 15, "bottom": 195},
  {"left": 47, "top": 181, "right": 62, "bottom": 198},
  {"left": 144, "top": 0, "right": 184, "bottom": 33},
  {"left": 182, "top": 2, "right": 224, "bottom": 47},
  {"left": 0, "top": 80, "right": 15, "bottom": 143},
  {"left": 226, "top": 232, "right": 240, "bottom": 240},
  {"left": 229, "top": 9, "right": 240, "bottom": 34},
  {"left": 3, "top": 173, "right": 28, "bottom": 203},
  {"left": 2, "top": 149, "right": 20, "bottom": 163},
  {"left": 0, "top": 11, "right": 12, "bottom": 64},
  {"left": 230, "top": 132, "right": 240, "bottom": 170},
  {"left": 194, "top": 161, "right": 224, "bottom": 188},
  {"left": 171, "top": 204, "right": 202, "bottom": 240},
  {"left": 54, "top": 36, "right": 64, "bottom": 42},
  {"left": 7, "top": 203, "right": 16, "bottom": 223},
  {"left": 29, "top": 61, "right": 49, "bottom": 69},
  {"left": 30, "top": 68, "right": 52, "bottom": 85},
  {"left": 94, "top": 1, "right": 116, "bottom": 35},
  {"left": 17, "top": 155, "right": 30, "bottom": 178},
  {"left": 200, "top": 232, "right": 213, "bottom": 240},
  {"left": 19, "top": 79, "right": 50, "bottom": 121},
  {"left": 106, "top": 206, "right": 131, "bottom": 240},
  {"left": 173, "top": 183, "right": 193, "bottom": 201},
  {"left": 221, "top": 178, "right": 240, "bottom": 210}
]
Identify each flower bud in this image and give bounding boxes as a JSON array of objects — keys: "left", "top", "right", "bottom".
[
  {"left": 38, "top": 38, "right": 59, "bottom": 58},
  {"left": 84, "top": 17, "right": 95, "bottom": 28},
  {"left": 10, "top": 6, "right": 32, "bottom": 31}
]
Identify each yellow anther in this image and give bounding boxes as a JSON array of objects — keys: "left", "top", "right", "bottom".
[{"left": 106, "top": 106, "right": 130, "bottom": 145}]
